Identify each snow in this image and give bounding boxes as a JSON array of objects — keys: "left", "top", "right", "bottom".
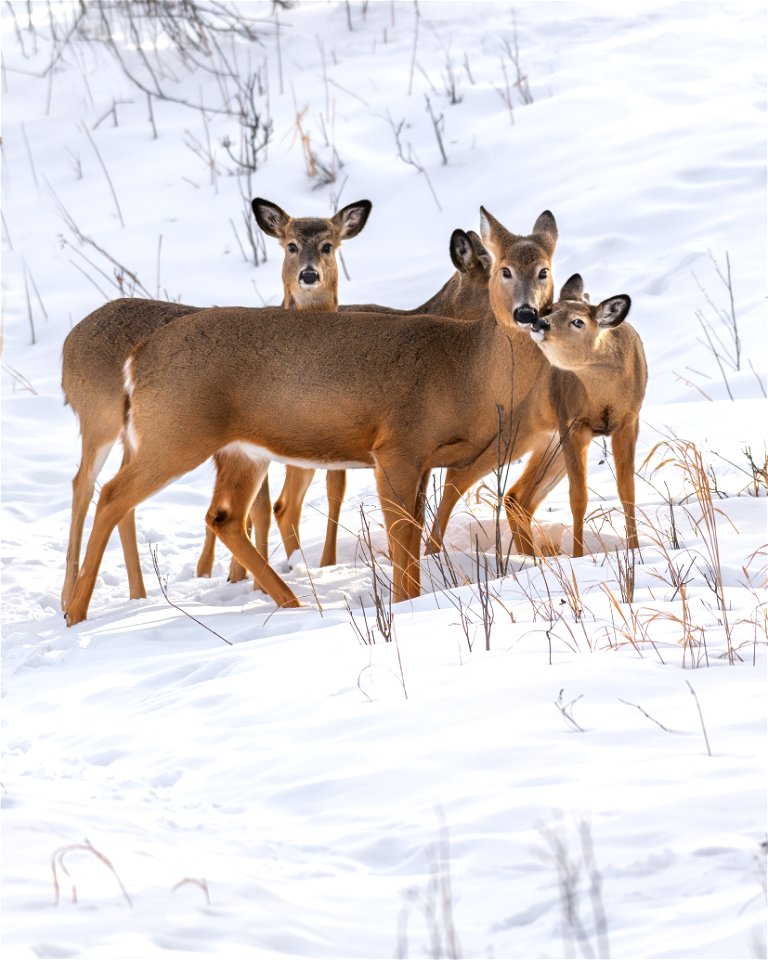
[{"left": 1, "top": 2, "right": 766, "bottom": 958}]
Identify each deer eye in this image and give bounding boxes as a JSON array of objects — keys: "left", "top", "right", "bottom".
[
  {"left": 571, "top": 318, "right": 585, "bottom": 329},
  {"left": 538, "top": 268, "right": 549, "bottom": 281},
  {"left": 501, "top": 267, "right": 512, "bottom": 279},
  {"left": 287, "top": 242, "right": 299, "bottom": 254},
  {"left": 321, "top": 242, "right": 333, "bottom": 254}
]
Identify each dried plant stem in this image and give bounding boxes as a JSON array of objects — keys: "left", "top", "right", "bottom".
[
  {"left": 172, "top": 877, "right": 211, "bottom": 904},
  {"left": 686, "top": 680, "right": 712, "bottom": 756},
  {"left": 51, "top": 840, "right": 132, "bottom": 907},
  {"left": 150, "top": 545, "right": 233, "bottom": 646},
  {"left": 80, "top": 122, "right": 125, "bottom": 227},
  {"left": 618, "top": 698, "right": 673, "bottom": 732}
]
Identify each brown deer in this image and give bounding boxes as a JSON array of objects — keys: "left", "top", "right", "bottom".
[
  {"left": 63, "top": 211, "right": 560, "bottom": 625},
  {"left": 428, "top": 272, "right": 646, "bottom": 560},
  {"left": 196, "top": 197, "right": 371, "bottom": 581},
  {"left": 522, "top": 274, "right": 646, "bottom": 556},
  {"left": 257, "top": 228, "right": 495, "bottom": 569},
  {"left": 61, "top": 199, "right": 370, "bottom": 609},
  {"left": 61, "top": 297, "right": 201, "bottom": 609}
]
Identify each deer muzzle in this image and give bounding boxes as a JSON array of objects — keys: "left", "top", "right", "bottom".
[
  {"left": 529, "top": 316, "right": 550, "bottom": 342},
  {"left": 513, "top": 304, "right": 538, "bottom": 326},
  {"left": 299, "top": 268, "right": 320, "bottom": 287}
]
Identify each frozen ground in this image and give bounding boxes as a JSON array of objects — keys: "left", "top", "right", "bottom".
[{"left": 1, "top": 2, "right": 766, "bottom": 958}]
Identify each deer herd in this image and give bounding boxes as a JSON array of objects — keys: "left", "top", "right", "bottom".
[{"left": 60, "top": 198, "right": 647, "bottom": 626}]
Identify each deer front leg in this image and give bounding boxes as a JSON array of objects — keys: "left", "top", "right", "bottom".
[
  {"left": 611, "top": 417, "right": 640, "bottom": 550},
  {"left": 374, "top": 453, "right": 425, "bottom": 602},
  {"left": 425, "top": 455, "right": 495, "bottom": 555},
  {"left": 561, "top": 426, "right": 592, "bottom": 558},
  {"left": 504, "top": 432, "right": 565, "bottom": 555},
  {"left": 320, "top": 469, "right": 346, "bottom": 567}
]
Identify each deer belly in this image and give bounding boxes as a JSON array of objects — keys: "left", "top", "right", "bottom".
[{"left": 218, "top": 441, "right": 372, "bottom": 470}]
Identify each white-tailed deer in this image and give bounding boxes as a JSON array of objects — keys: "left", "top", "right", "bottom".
[
  {"left": 195, "top": 197, "right": 372, "bottom": 580},
  {"left": 427, "top": 270, "right": 646, "bottom": 560},
  {"left": 64, "top": 211, "right": 560, "bottom": 625},
  {"left": 61, "top": 199, "right": 370, "bottom": 609},
  {"left": 523, "top": 275, "right": 646, "bottom": 556},
  {"left": 424, "top": 207, "right": 562, "bottom": 554},
  {"left": 258, "top": 228, "right": 495, "bottom": 569},
  {"left": 61, "top": 297, "right": 203, "bottom": 609}
]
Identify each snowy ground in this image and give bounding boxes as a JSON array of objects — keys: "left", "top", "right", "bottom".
[{"left": 1, "top": 2, "right": 766, "bottom": 958}]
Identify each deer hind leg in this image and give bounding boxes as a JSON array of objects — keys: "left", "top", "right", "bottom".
[
  {"left": 320, "top": 469, "right": 346, "bottom": 568},
  {"left": 65, "top": 447, "right": 201, "bottom": 627},
  {"left": 207, "top": 452, "right": 299, "bottom": 610},
  {"left": 61, "top": 425, "right": 118, "bottom": 610},
  {"left": 199, "top": 476, "right": 273, "bottom": 584},
  {"left": 273, "top": 467, "right": 314, "bottom": 562},
  {"left": 562, "top": 427, "right": 592, "bottom": 558},
  {"left": 504, "top": 432, "right": 565, "bottom": 556},
  {"left": 611, "top": 417, "right": 640, "bottom": 550},
  {"left": 374, "top": 453, "right": 424, "bottom": 603},
  {"left": 227, "top": 475, "right": 271, "bottom": 584},
  {"left": 197, "top": 529, "right": 217, "bottom": 579}
]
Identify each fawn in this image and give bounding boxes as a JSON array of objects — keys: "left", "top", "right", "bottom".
[{"left": 521, "top": 274, "right": 646, "bottom": 556}]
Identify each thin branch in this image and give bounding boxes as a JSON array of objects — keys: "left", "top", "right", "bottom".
[
  {"left": 686, "top": 680, "right": 712, "bottom": 756},
  {"left": 150, "top": 545, "right": 233, "bottom": 645}
]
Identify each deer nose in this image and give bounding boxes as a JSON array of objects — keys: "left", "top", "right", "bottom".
[
  {"left": 513, "top": 304, "right": 537, "bottom": 325},
  {"left": 530, "top": 316, "right": 550, "bottom": 333},
  {"left": 299, "top": 268, "right": 320, "bottom": 286}
]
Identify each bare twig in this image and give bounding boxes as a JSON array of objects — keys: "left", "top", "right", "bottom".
[
  {"left": 80, "top": 122, "right": 125, "bottom": 227},
  {"left": 555, "top": 688, "right": 585, "bottom": 733},
  {"left": 618, "top": 698, "right": 674, "bottom": 733},
  {"left": 686, "top": 680, "right": 712, "bottom": 756},
  {"left": 150, "top": 545, "right": 233, "bottom": 645}
]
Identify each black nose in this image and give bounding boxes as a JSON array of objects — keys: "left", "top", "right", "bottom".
[
  {"left": 531, "top": 316, "right": 550, "bottom": 333},
  {"left": 513, "top": 305, "right": 537, "bottom": 325},
  {"left": 299, "top": 268, "right": 320, "bottom": 285}
]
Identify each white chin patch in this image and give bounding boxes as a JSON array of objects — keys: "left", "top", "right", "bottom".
[{"left": 531, "top": 329, "right": 546, "bottom": 343}]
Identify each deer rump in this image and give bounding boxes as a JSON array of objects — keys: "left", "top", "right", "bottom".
[{"left": 125, "top": 307, "right": 507, "bottom": 474}]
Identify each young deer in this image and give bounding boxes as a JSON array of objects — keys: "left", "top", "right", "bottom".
[
  {"left": 195, "top": 197, "right": 371, "bottom": 580},
  {"left": 63, "top": 211, "right": 560, "bottom": 625},
  {"left": 523, "top": 274, "right": 646, "bottom": 556}
]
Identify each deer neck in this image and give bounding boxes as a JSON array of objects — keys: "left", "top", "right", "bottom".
[{"left": 284, "top": 290, "right": 339, "bottom": 312}]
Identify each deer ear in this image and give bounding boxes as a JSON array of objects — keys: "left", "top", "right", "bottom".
[
  {"left": 597, "top": 295, "right": 631, "bottom": 328},
  {"left": 479, "top": 206, "right": 505, "bottom": 249},
  {"left": 332, "top": 200, "right": 372, "bottom": 240},
  {"left": 466, "top": 231, "right": 493, "bottom": 274},
  {"left": 558, "top": 273, "right": 584, "bottom": 301},
  {"left": 450, "top": 230, "right": 475, "bottom": 273},
  {"left": 532, "top": 210, "right": 558, "bottom": 256},
  {"left": 252, "top": 198, "right": 290, "bottom": 238}
]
